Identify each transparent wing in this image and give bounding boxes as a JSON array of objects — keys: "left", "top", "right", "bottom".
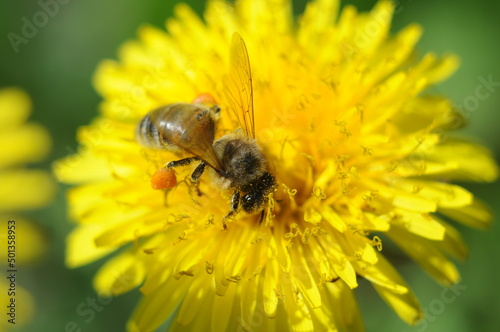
[
  {"left": 223, "top": 33, "right": 255, "bottom": 139},
  {"left": 151, "top": 104, "right": 223, "bottom": 171}
]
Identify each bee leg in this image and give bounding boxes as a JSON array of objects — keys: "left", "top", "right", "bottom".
[
  {"left": 166, "top": 156, "right": 199, "bottom": 169},
  {"left": 191, "top": 161, "right": 206, "bottom": 181},
  {"left": 229, "top": 191, "right": 240, "bottom": 216},
  {"left": 190, "top": 161, "right": 206, "bottom": 197},
  {"left": 222, "top": 192, "right": 240, "bottom": 230},
  {"left": 187, "top": 161, "right": 206, "bottom": 197},
  {"left": 167, "top": 157, "right": 203, "bottom": 198}
]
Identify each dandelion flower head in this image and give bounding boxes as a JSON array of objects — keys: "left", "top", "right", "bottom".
[{"left": 54, "top": 0, "right": 498, "bottom": 331}]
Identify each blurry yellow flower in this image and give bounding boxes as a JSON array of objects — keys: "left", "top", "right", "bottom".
[
  {"left": 54, "top": 0, "right": 498, "bottom": 331},
  {"left": 0, "top": 280, "right": 34, "bottom": 331},
  {"left": 0, "top": 88, "right": 54, "bottom": 211},
  {"left": 0, "top": 87, "right": 55, "bottom": 330}
]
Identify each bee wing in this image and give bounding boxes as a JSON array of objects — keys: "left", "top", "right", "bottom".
[
  {"left": 171, "top": 126, "right": 223, "bottom": 172},
  {"left": 185, "top": 139, "right": 222, "bottom": 172},
  {"left": 151, "top": 106, "right": 223, "bottom": 171},
  {"left": 223, "top": 33, "right": 255, "bottom": 139}
]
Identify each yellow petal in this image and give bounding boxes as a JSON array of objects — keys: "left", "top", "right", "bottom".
[
  {"left": 176, "top": 273, "right": 211, "bottom": 326},
  {"left": 426, "top": 139, "right": 498, "bottom": 182},
  {"left": 168, "top": 286, "right": 216, "bottom": 332},
  {"left": 392, "top": 194, "right": 437, "bottom": 213},
  {"left": 357, "top": 260, "right": 407, "bottom": 295},
  {"left": 239, "top": 269, "right": 260, "bottom": 331},
  {"left": 221, "top": 227, "right": 254, "bottom": 277},
  {"left": 332, "top": 255, "right": 357, "bottom": 289},
  {"left": 324, "top": 281, "right": 364, "bottom": 332},
  {"left": 298, "top": 0, "right": 339, "bottom": 48},
  {"left": 320, "top": 205, "right": 347, "bottom": 232},
  {"left": 362, "top": 212, "right": 391, "bottom": 232},
  {"left": 128, "top": 276, "right": 192, "bottom": 332},
  {"left": 440, "top": 198, "right": 492, "bottom": 229},
  {"left": 424, "top": 54, "right": 460, "bottom": 84},
  {"left": 211, "top": 283, "right": 237, "bottom": 332},
  {"left": 309, "top": 237, "right": 337, "bottom": 284},
  {"left": 213, "top": 235, "right": 234, "bottom": 297},
  {"left": 393, "top": 95, "right": 446, "bottom": 133},
  {"left": 93, "top": 251, "right": 145, "bottom": 296},
  {"left": 53, "top": 151, "right": 113, "bottom": 184},
  {"left": 263, "top": 258, "right": 280, "bottom": 318},
  {"left": 0, "top": 169, "right": 55, "bottom": 211},
  {"left": 65, "top": 224, "right": 119, "bottom": 268},
  {"left": 273, "top": 222, "right": 293, "bottom": 272},
  {"left": 282, "top": 276, "right": 314, "bottom": 332},
  {"left": 360, "top": 254, "right": 422, "bottom": 325},
  {"left": 94, "top": 208, "right": 161, "bottom": 247},
  {"left": 434, "top": 218, "right": 468, "bottom": 260},
  {"left": 0, "top": 88, "right": 31, "bottom": 130},
  {"left": 0, "top": 124, "right": 51, "bottom": 168},
  {"left": 388, "top": 225, "right": 460, "bottom": 286},
  {"left": 139, "top": 232, "right": 189, "bottom": 295},
  {"left": 394, "top": 179, "right": 473, "bottom": 208},
  {"left": 396, "top": 210, "right": 445, "bottom": 240},
  {"left": 290, "top": 246, "right": 322, "bottom": 309},
  {"left": 238, "top": 0, "right": 293, "bottom": 36}
]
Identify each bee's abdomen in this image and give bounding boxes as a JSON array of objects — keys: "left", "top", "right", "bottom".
[
  {"left": 136, "top": 103, "right": 219, "bottom": 159},
  {"left": 136, "top": 113, "right": 174, "bottom": 150}
]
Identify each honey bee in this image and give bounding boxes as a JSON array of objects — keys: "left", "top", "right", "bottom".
[{"left": 136, "top": 33, "right": 276, "bottom": 227}]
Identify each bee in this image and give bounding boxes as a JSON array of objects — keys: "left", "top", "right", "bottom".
[{"left": 136, "top": 33, "right": 276, "bottom": 228}]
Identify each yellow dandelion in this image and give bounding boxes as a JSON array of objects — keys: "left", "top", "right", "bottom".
[
  {"left": 0, "top": 87, "right": 55, "bottom": 330},
  {"left": 54, "top": 0, "right": 498, "bottom": 331}
]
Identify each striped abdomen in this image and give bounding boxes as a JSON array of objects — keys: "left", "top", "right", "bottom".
[{"left": 135, "top": 103, "right": 223, "bottom": 169}]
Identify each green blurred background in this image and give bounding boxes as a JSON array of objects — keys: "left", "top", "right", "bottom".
[{"left": 1, "top": 0, "right": 499, "bottom": 331}]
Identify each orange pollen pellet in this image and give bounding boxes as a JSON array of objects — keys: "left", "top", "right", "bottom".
[
  {"left": 151, "top": 168, "right": 177, "bottom": 190},
  {"left": 192, "top": 92, "right": 217, "bottom": 105}
]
